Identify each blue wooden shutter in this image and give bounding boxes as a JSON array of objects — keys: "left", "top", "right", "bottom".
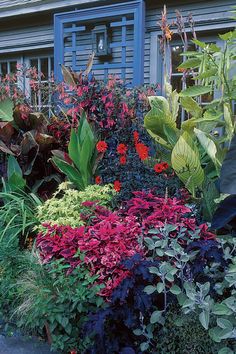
[{"left": 54, "top": 0, "right": 145, "bottom": 86}]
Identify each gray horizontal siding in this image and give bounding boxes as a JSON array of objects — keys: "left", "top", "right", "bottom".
[
  {"left": 146, "top": 0, "right": 235, "bottom": 31},
  {"left": 0, "top": 24, "right": 54, "bottom": 54}
]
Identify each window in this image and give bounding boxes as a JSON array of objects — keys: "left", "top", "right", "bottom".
[
  {"left": 25, "top": 55, "right": 54, "bottom": 113},
  {"left": 0, "top": 53, "right": 54, "bottom": 114}
]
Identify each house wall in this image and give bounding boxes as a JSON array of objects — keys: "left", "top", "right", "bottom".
[{"left": 0, "top": 0, "right": 234, "bottom": 84}]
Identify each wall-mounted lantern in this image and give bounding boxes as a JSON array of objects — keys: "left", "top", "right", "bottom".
[{"left": 92, "top": 25, "right": 111, "bottom": 57}]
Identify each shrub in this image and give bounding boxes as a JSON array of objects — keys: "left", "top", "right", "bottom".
[
  {"left": 37, "top": 207, "right": 143, "bottom": 298},
  {"left": 36, "top": 183, "right": 114, "bottom": 229},
  {"left": 120, "top": 191, "right": 215, "bottom": 241},
  {"left": 15, "top": 253, "right": 104, "bottom": 353}
]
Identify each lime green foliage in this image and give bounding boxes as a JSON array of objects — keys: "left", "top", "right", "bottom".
[
  {"left": 51, "top": 111, "right": 98, "bottom": 190},
  {"left": 37, "top": 183, "right": 114, "bottom": 228}
]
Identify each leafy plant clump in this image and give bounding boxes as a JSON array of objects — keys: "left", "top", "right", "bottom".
[{"left": 15, "top": 253, "right": 104, "bottom": 353}]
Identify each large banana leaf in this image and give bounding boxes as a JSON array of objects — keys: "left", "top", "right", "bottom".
[
  {"left": 171, "top": 132, "right": 204, "bottom": 195},
  {"left": 144, "top": 96, "right": 178, "bottom": 146},
  {"left": 194, "top": 128, "right": 221, "bottom": 172}
]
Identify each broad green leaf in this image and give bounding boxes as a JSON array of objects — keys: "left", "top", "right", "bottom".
[
  {"left": 144, "top": 285, "right": 156, "bottom": 295},
  {"left": 171, "top": 133, "right": 204, "bottom": 195},
  {"left": 0, "top": 98, "right": 14, "bottom": 121},
  {"left": 140, "top": 342, "right": 149, "bottom": 352},
  {"left": 224, "top": 104, "right": 234, "bottom": 141},
  {"left": 150, "top": 310, "right": 163, "bottom": 324},
  {"left": 195, "top": 68, "right": 217, "bottom": 80},
  {"left": 219, "top": 31, "right": 233, "bottom": 41},
  {"left": 168, "top": 89, "right": 180, "bottom": 122},
  {"left": 51, "top": 157, "right": 84, "bottom": 190},
  {"left": 199, "top": 310, "right": 209, "bottom": 330},
  {"left": 68, "top": 128, "right": 80, "bottom": 169},
  {"left": 218, "top": 348, "right": 234, "bottom": 354},
  {"left": 178, "top": 58, "right": 201, "bottom": 69},
  {"left": 212, "top": 303, "right": 232, "bottom": 316},
  {"left": 192, "top": 38, "right": 207, "bottom": 49},
  {"left": 180, "top": 85, "right": 212, "bottom": 97},
  {"left": 147, "top": 129, "right": 172, "bottom": 149},
  {"left": 194, "top": 128, "right": 220, "bottom": 169},
  {"left": 7, "top": 172, "right": 26, "bottom": 191},
  {"left": 217, "top": 318, "right": 233, "bottom": 330},
  {"left": 156, "top": 283, "right": 165, "bottom": 293},
  {"left": 170, "top": 285, "right": 182, "bottom": 295},
  {"left": 7, "top": 155, "right": 22, "bottom": 179},
  {"left": 180, "top": 97, "right": 202, "bottom": 118}
]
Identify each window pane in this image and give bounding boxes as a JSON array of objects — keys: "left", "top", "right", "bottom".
[
  {"left": 1, "top": 62, "right": 7, "bottom": 76},
  {"left": 171, "top": 45, "right": 184, "bottom": 73},
  {"left": 30, "top": 59, "right": 38, "bottom": 69},
  {"left": 171, "top": 75, "right": 182, "bottom": 92},
  {"left": 10, "top": 61, "right": 17, "bottom": 73},
  {"left": 41, "top": 58, "right": 48, "bottom": 79}
]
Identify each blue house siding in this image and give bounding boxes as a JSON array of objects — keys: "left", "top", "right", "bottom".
[{"left": 0, "top": 0, "right": 234, "bottom": 85}]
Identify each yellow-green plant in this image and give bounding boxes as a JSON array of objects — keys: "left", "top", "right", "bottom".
[{"left": 36, "top": 183, "right": 114, "bottom": 229}]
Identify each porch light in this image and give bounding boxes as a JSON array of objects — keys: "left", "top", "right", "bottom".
[{"left": 92, "top": 25, "right": 111, "bottom": 57}]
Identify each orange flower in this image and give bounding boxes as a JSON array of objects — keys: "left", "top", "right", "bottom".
[
  {"left": 117, "top": 143, "right": 128, "bottom": 155},
  {"left": 119, "top": 156, "right": 127, "bottom": 165},
  {"left": 95, "top": 176, "right": 102, "bottom": 184},
  {"left": 114, "top": 180, "right": 121, "bottom": 192},
  {"left": 96, "top": 141, "right": 108, "bottom": 153}
]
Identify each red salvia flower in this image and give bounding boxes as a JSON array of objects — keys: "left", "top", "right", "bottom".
[
  {"left": 95, "top": 176, "right": 102, "bottom": 185},
  {"left": 114, "top": 180, "right": 121, "bottom": 192},
  {"left": 133, "top": 131, "right": 139, "bottom": 143},
  {"left": 154, "top": 163, "right": 164, "bottom": 173},
  {"left": 135, "top": 143, "right": 149, "bottom": 161},
  {"left": 117, "top": 143, "right": 128, "bottom": 155},
  {"left": 119, "top": 156, "right": 127, "bottom": 165},
  {"left": 96, "top": 141, "right": 108, "bottom": 153}
]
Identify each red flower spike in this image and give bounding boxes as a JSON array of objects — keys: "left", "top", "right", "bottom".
[
  {"left": 114, "top": 180, "right": 121, "bottom": 192},
  {"left": 117, "top": 143, "right": 128, "bottom": 155},
  {"left": 95, "top": 176, "right": 102, "bottom": 185},
  {"left": 119, "top": 156, "right": 127, "bottom": 165},
  {"left": 96, "top": 141, "right": 108, "bottom": 153},
  {"left": 133, "top": 131, "right": 139, "bottom": 142},
  {"left": 135, "top": 143, "right": 149, "bottom": 161}
]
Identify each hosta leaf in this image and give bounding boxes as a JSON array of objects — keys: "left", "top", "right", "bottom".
[
  {"left": 171, "top": 133, "right": 204, "bottom": 195},
  {"left": 180, "top": 85, "right": 212, "bottom": 97}
]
